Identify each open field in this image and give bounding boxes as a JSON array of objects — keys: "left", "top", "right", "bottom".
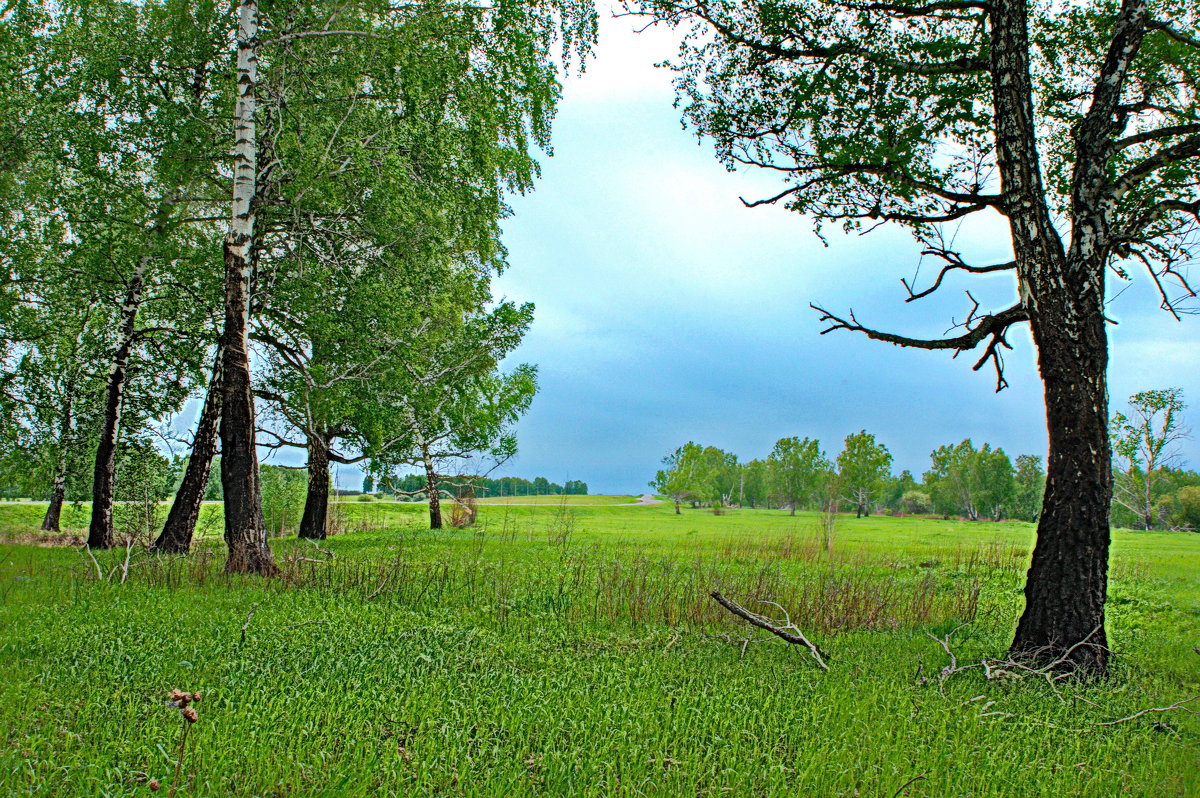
[{"left": 1, "top": 501, "right": 1197, "bottom": 796}]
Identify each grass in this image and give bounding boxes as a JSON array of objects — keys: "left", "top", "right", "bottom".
[{"left": 0, "top": 500, "right": 1197, "bottom": 796}]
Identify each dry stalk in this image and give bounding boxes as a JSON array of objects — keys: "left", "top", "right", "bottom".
[{"left": 240, "top": 602, "right": 261, "bottom": 645}]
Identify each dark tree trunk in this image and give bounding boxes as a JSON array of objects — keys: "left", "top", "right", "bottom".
[
  {"left": 41, "top": 385, "right": 74, "bottom": 533},
  {"left": 154, "top": 350, "right": 223, "bottom": 554},
  {"left": 989, "top": 0, "right": 1123, "bottom": 672},
  {"left": 219, "top": 237, "right": 277, "bottom": 575},
  {"left": 87, "top": 261, "right": 148, "bottom": 549},
  {"left": 42, "top": 477, "right": 67, "bottom": 532},
  {"left": 424, "top": 455, "right": 442, "bottom": 530},
  {"left": 298, "top": 432, "right": 330, "bottom": 540},
  {"left": 1011, "top": 284, "right": 1112, "bottom": 671}
]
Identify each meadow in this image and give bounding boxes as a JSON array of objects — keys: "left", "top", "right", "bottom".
[{"left": 0, "top": 500, "right": 1197, "bottom": 796}]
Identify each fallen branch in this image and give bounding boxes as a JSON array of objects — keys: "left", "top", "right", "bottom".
[
  {"left": 308, "top": 540, "right": 335, "bottom": 560},
  {"left": 1098, "top": 695, "right": 1199, "bottom": 726},
  {"left": 709, "top": 590, "right": 829, "bottom": 669}
]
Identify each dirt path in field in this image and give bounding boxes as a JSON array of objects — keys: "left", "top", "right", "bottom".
[{"left": 614, "top": 494, "right": 664, "bottom": 506}]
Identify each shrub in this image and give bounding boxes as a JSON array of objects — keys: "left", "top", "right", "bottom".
[{"left": 900, "top": 490, "right": 932, "bottom": 516}]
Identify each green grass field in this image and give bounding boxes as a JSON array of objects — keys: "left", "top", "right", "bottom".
[{"left": 1, "top": 500, "right": 1197, "bottom": 796}]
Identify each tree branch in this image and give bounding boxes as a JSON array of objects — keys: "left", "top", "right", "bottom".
[{"left": 811, "top": 301, "right": 1028, "bottom": 390}]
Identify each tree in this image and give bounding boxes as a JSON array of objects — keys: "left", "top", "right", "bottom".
[
  {"left": 364, "top": 300, "right": 539, "bottom": 530},
  {"left": 211, "top": 0, "right": 595, "bottom": 568},
  {"left": 1111, "top": 388, "right": 1189, "bottom": 530},
  {"left": 1171, "top": 485, "right": 1200, "bottom": 531},
  {"left": 740, "top": 458, "right": 771, "bottom": 508},
  {"left": 650, "top": 442, "right": 707, "bottom": 514},
  {"left": 836, "top": 431, "right": 892, "bottom": 518},
  {"left": 627, "top": 0, "right": 1200, "bottom": 670},
  {"left": 768, "top": 436, "right": 830, "bottom": 515},
  {"left": 1012, "top": 454, "right": 1047, "bottom": 523},
  {"left": 925, "top": 440, "right": 1015, "bottom": 521}
]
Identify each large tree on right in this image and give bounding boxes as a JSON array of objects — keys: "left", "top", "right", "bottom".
[{"left": 629, "top": 0, "right": 1199, "bottom": 671}]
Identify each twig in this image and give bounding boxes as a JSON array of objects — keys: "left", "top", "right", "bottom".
[
  {"left": 366, "top": 576, "right": 390, "bottom": 601},
  {"left": 120, "top": 536, "right": 134, "bottom": 584},
  {"left": 1098, "top": 696, "right": 1199, "bottom": 726},
  {"left": 82, "top": 545, "right": 103, "bottom": 580},
  {"left": 709, "top": 590, "right": 829, "bottom": 669},
  {"left": 240, "top": 602, "right": 261, "bottom": 645},
  {"left": 308, "top": 540, "right": 335, "bottom": 560},
  {"left": 893, "top": 772, "right": 929, "bottom": 797}
]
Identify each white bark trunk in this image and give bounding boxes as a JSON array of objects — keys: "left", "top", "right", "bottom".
[{"left": 229, "top": 0, "right": 258, "bottom": 261}]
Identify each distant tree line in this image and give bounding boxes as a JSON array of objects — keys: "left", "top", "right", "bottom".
[
  {"left": 652, "top": 388, "right": 1198, "bottom": 530},
  {"left": 651, "top": 433, "right": 1045, "bottom": 522},
  {"left": 366, "top": 473, "right": 587, "bottom": 499}
]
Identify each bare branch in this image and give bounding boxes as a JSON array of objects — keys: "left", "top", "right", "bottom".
[
  {"left": 810, "top": 301, "right": 1028, "bottom": 390},
  {"left": 904, "top": 249, "right": 1016, "bottom": 301}
]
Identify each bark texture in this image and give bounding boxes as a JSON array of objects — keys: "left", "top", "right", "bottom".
[
  {"left": 220, "top": 240, "right": 275, "bottom": 574},
  {"left": 298, "top": 432, "right": 330, "bottom": 540},
  {"left": 219, "top": 0, "right": 277, "bottom": 575},
  {"left": 423, "top": 454, "right": 442, "bottom": 530},
  {"left": 87, "top": 259, "right": 149, "bottom": 549},
  {"left": 41, "top": 385, "right": 74, "bottom": 532},
  {"left": 154, "top": 350, "right": 223, "bottom": 554},
  {"left": 989, "top": 0, "right": 1132, "bottom": 671}
]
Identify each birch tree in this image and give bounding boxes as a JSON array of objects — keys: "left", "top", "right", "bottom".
[{"left": 1111, "top": 387, "right": 1189, "bottom": 530}]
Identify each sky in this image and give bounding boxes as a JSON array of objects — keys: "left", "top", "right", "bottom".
[{"left": 325, "top": 8, "right": 1200, "bottom": 494}]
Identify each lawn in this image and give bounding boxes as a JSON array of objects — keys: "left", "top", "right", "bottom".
[{"left": 0, "top": 501, "right": 1197, "bottom": 796}]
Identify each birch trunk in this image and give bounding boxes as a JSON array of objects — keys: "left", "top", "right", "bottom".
[
  {"left": 154, "top": 348, "right": 223, "bottom": 553},
  {"left": 86, "top": 257, "right": 150, "bottom": 549},
  {"left": 422, "top": 445, "right": 443, "bottom": 530},
  {"left": 220, "top": 0, "right": 276, "bottom": 575}
]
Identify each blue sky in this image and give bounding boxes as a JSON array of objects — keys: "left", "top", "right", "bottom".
[
  {"left": 480, "top": 10, "right": 1200, "bottom": 494},
  {"left": 285, "top": 10, "right": 1200, "bottom": 494}
]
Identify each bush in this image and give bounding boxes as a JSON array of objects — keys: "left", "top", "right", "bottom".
[
  {"left": 260, "top": 466, "right": 307, "bottom": 536},
  {"left": 1170, "top": 486, "right": 1200, "bottom": 531},
  {"left": 900, "top": 490, "right": 932, "bottom": 515}
]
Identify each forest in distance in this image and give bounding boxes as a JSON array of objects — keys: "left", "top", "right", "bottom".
[{"left": 651, "top": 387, "right": 1200, "bottom": 532}]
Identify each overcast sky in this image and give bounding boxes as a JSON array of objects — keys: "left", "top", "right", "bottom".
[{"left": 325, "top": 8, "right": 1200, "bottom": 494}]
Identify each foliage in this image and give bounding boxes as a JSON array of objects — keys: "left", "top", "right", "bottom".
[
  {"left": 899, "top": 490, "right": 932, "bottom": 516},
  {"left": 650, "top": 442, "right": 709, "bottom": 511},
  {"left": 1011, "top": 454, "right": 1046, "bottom": 523},
  {"left": 112, "top": 438, "right": 177, "bottom": 543},
  {"left": 925, "top": 440, "right": 1016, "bottom": 522},
  {"left": 1111, "top": 388, "right": 1190, "bottom": 530},
  {"left": 259, "top": 465, "right": 308, "bottom": 537},
  {"left": 767, "top": 436, "right": 830, "bottom": 515},
  {"left": 835, "top": 431, "right": 892, "bottom": 517}
]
